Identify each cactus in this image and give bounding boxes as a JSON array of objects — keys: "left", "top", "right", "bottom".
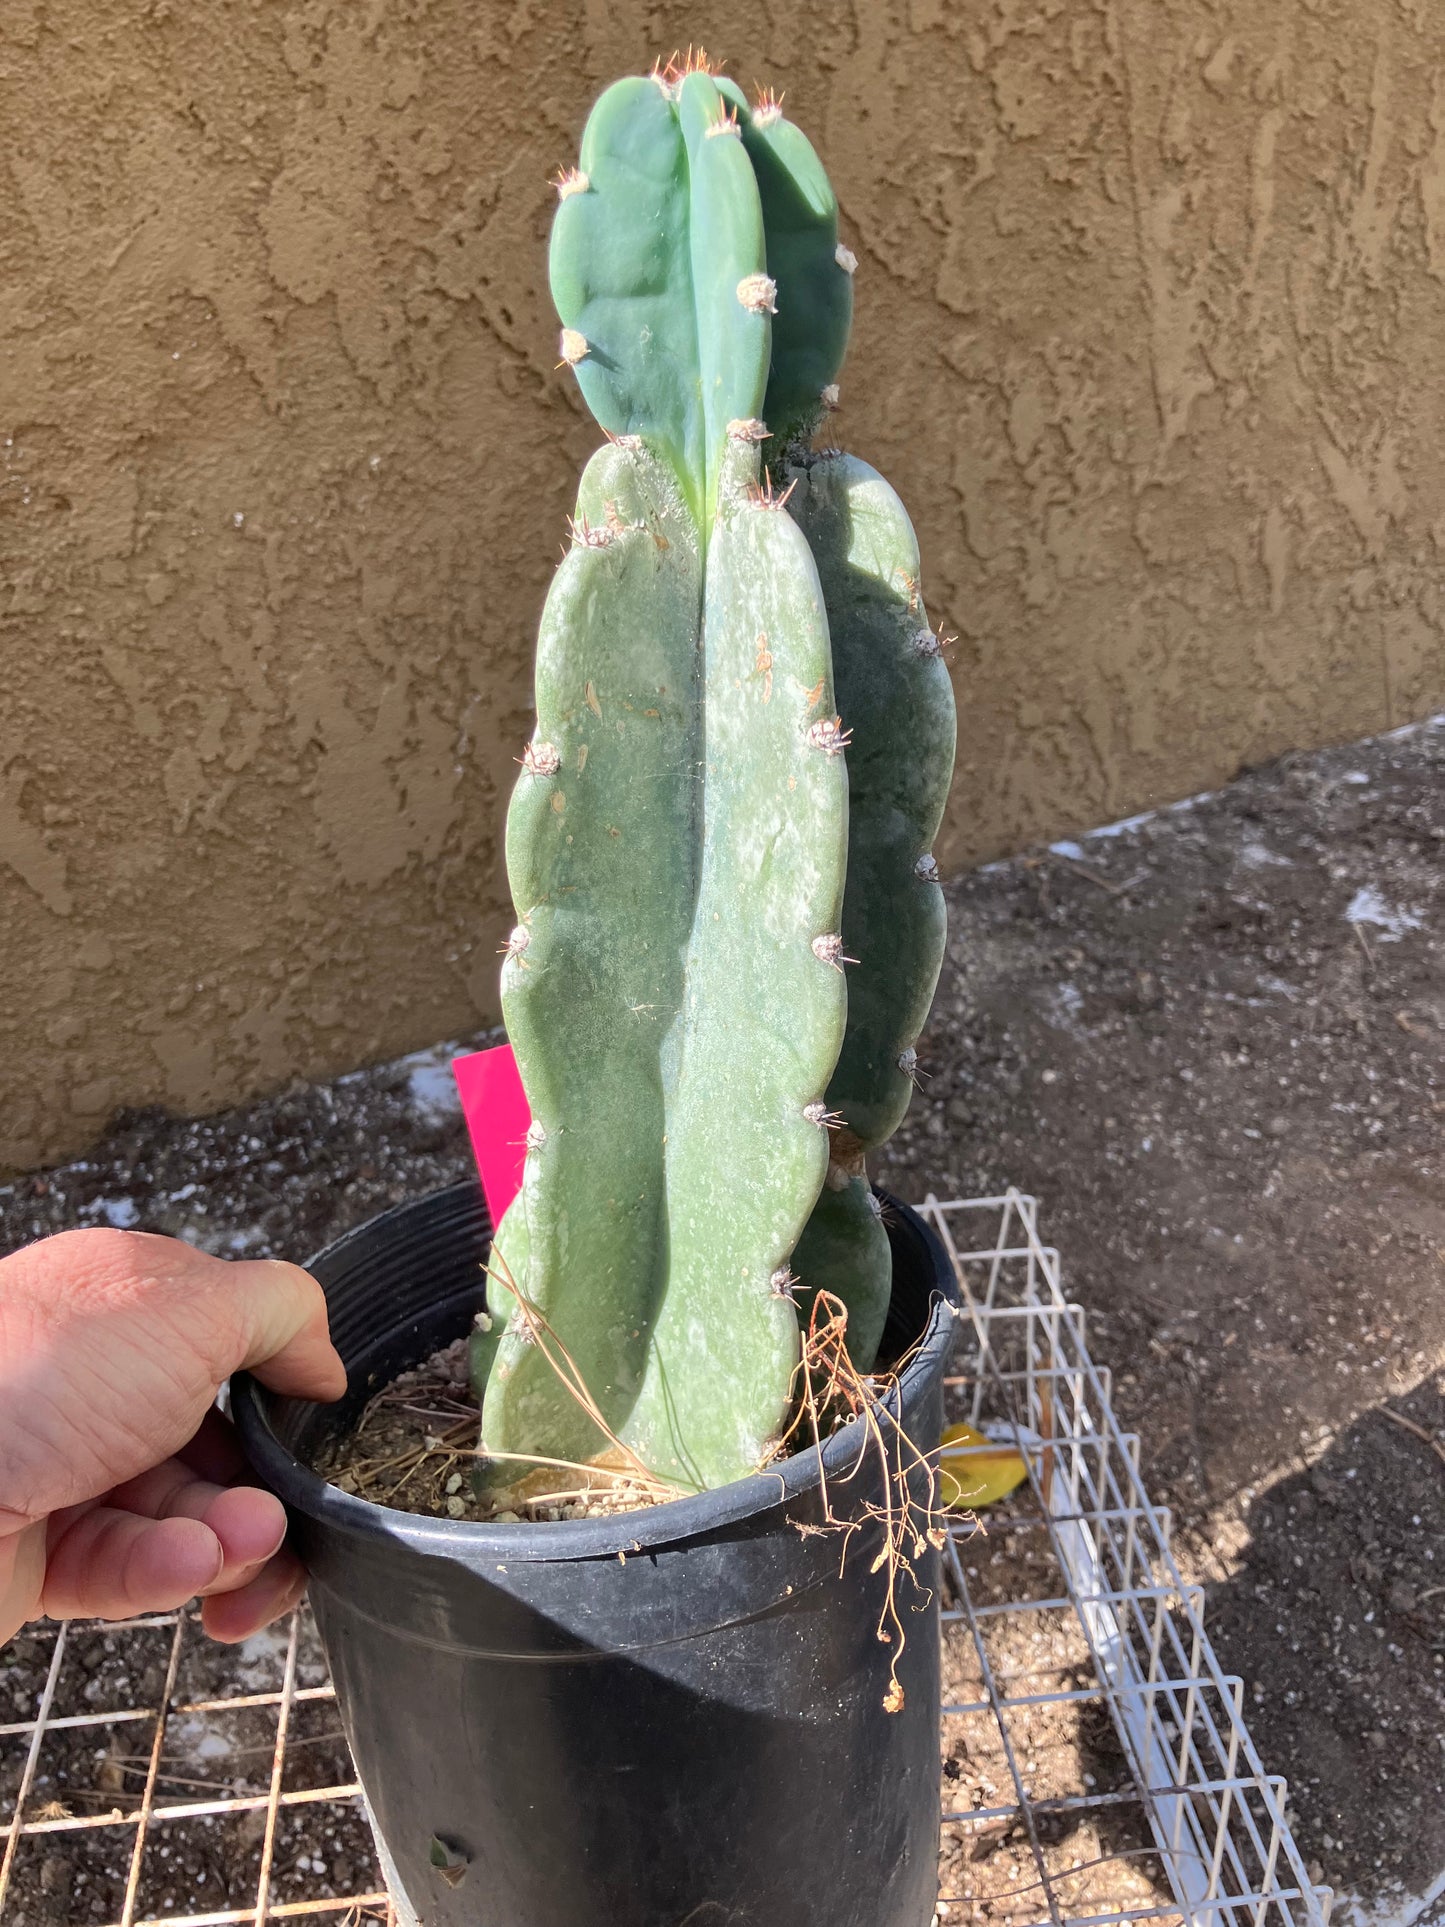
[
  {"left": 719, "top": 79, "right": 853, "bottom": 453},
  {"left": 786, "top": 453, "right": 956, "bottom": 1368},
  {"left": 474, "top": 57, "right": 954, "bottom": 1493}
]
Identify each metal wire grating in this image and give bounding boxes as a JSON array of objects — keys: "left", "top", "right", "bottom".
[
  {"left": 926, "top": 1190, "right": 1331, "bottom": 1927},
  {"left": 0, "top": 1189, "right": 1328, "bottom": 1927},
  {"left": 0, "top": 1606, "right": 390, "bottom": 1927}
]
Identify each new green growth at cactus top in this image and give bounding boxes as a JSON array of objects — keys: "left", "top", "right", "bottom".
[{"left": 470, "top": 52, "right": 956, "bottom": 1496}]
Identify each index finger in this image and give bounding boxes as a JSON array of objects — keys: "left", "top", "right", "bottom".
[{"left": 0, "top": 1233, "right": 346, "bottom": 1527}]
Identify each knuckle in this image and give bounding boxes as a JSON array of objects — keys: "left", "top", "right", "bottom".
[{"left": 271, "top": 1259, "right": 329, "bottom": 1324}]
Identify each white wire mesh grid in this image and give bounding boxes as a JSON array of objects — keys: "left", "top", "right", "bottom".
[
  {"left": 0, "top": 1189, "right": 1330, "bottom": 1927},
  {"left": 0, "top": 1603, "right": 391, "bottom": 1927},
  {"left": 926, "top": 1190, "right": 1331, "bottom": 1927}
]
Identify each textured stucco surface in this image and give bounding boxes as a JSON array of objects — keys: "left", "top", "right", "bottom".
[{"left": 3, "top": 0, "right": 1443, "bottom": 1172}]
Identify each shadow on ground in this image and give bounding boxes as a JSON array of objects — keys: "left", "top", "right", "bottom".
[{"left": 1201, "top": 1371, "right": 1445, "bottom": 1910}]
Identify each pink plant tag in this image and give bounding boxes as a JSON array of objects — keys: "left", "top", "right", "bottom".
[{"left": 451, "top": 1042, "right": 531, "bottom": 1226}]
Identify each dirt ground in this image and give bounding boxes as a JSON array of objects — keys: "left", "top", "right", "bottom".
[
  {"left": 0, "top": 1607, "right": 376, "bottom": 1925},
  {"left": 877, "top": 714, "right": 1445, "bottom": 1921},
  {"left": 2, "top": 715, "right": 1441, "bottom": 1924},
  {"left": 936, "top": 1496, "right": 1185, "bottom": 1927}
]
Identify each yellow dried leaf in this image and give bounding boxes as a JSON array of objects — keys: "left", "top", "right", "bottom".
[{"left": 939, "top": 1422, "right": 1028, "bottom": 1509}]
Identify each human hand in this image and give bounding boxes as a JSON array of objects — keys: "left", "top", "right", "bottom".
[{"left": 0, "top": 1229, "right": 346, "bottom": 1646}]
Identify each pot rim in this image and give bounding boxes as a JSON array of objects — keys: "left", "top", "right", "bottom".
[{"left": 232, "top": 1182, "right": 957, "bottom": 1566}]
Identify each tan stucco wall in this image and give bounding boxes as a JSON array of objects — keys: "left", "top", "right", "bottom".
[{"left": 4, "top": 0, "right": 1444, "bottom": 1173}]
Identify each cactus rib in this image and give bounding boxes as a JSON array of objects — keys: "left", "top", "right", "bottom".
[{"left": 786, "top": 452, "right": 956, "bottom": 1364}]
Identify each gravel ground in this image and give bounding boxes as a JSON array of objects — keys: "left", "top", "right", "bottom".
[{"left": 2, "top": 714, "right": 1441, "bottom": 1925}]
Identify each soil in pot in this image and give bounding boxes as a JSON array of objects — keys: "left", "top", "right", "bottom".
[
  {"left": 311, "top": 1336, "right": 667, "bottom": 1524},
  {"left": 312, "top": 1298, "right": 935, "bottom": 1534}
]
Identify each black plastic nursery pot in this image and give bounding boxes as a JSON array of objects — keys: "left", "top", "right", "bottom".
[{"left": 233, "top": 1177, "right": 957, "bottom": 1927}]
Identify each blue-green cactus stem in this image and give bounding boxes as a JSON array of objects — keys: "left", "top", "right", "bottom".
[
  {"left": 481, "top": 436, "right": 849, "bottom": 1491},
  {"left": 480, "top": 64, "right": 953, "bottom": 1486},
  {"left": 549, "top": 71, "right": 771, "bottom": 533},
  {"left": 715, "top": 81, "right": 854, "bottom": 451},
  {"left": 786, "top": 451, "right": 956, "bottom": 1363}
]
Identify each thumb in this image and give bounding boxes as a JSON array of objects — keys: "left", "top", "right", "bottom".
[
  {"left": 226, "top": 1260, "right": 348, "bottom": 1402},
  {"left": 0, "top": 1233, "right": 346, "bottom": 1528}
]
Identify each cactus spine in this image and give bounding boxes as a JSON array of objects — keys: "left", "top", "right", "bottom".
[{"left": 475, "top": 57, "right": 955, "bottom": 1493}]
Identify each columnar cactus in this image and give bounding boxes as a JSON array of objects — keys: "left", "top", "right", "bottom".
[
  {"left": 786, "top": 453, "right": 955, "bottom": 1369},
  {"left": 472, "top": 55, "right": 956, "bottom": 1494}
]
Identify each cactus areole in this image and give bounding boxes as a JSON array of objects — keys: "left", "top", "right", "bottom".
[{"left": 477, "top": 55, "right": 957, "bottom": 1497}]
